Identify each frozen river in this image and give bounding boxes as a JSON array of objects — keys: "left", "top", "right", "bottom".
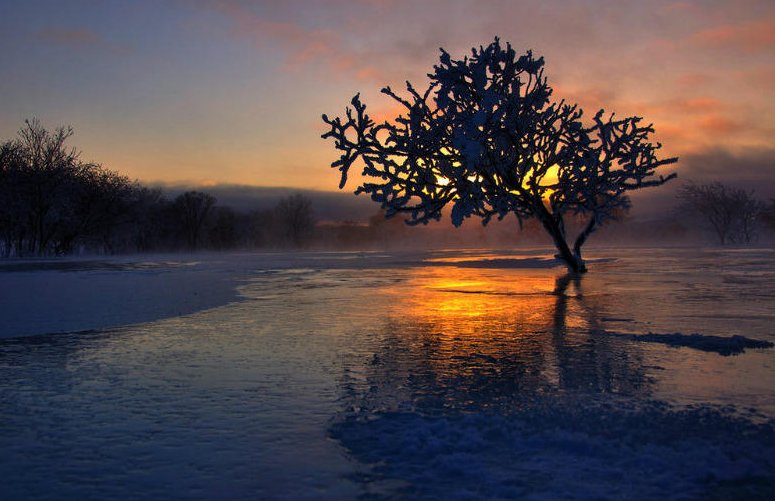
[{"left": 1, "top": 248, "right": 774, "bottom": 499}]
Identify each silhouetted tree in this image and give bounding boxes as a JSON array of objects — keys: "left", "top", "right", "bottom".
[
  {"left": 677, "top": 181, "right": 764, "bottom": 245},
  {"left": 242, "top": 208, "right": 274, "bottom": 248},
  {"left": 0, "top": 119, "right": 140, "bottom": 256},
  {"left": 208, "top": 206, "right": 238, "bottom": 250},
  {"left": 274, "top": 193, "right": 314, "bottom": 247},
  {"left": 14, "top": 119, "right": 84, "bottom": 255},
  {"left": 120, "top": 186, "right": 168, "bottom": 252},
  {"left": 56, "top": 167, "right": 137, "bottom": 254},
  {"left": 172, "top": 190, "right": 216, "bottom": 250},
  {"left": 0, "top": 141, "right": 25, "bottom": 256},
  {"left": 322, "top": 39, "right": 677, "bottom": 272},
  {"left": 762, "top": 199, "right": 775, "bottom": 235}
]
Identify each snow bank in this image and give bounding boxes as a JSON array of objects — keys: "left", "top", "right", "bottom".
[
  {"left": 0, "top": 255, "right": 242, "bottom": 339},
  {"left": 609, "top": 331, "right": 774, "bottom": 356},
  {"left": 331, "top": 399, "right": 775, "bottom": 499}
]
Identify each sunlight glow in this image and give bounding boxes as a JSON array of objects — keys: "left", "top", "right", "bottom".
[{"left": 397, "top": 265, "right": 561, "bottom": 332}]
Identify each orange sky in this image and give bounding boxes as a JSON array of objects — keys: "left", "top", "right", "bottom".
[{"left": 0, "top": 0, "right": 773, "bottom": 194}]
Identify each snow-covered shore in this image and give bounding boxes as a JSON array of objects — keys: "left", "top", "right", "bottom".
[{"left": 0, "top": 254, "right": 243, "bottom": 339}]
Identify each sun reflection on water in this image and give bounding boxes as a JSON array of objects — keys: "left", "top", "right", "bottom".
[
  {"left": 353, "top": 263, "right": 649, "bottom": 415},
  {"left": 392, "top": 265, "right": 588, "bottom": 337}
]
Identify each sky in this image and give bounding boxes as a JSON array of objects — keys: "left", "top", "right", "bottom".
[{"left": 0, "top": 0, "right": 773, "bottom": 199}]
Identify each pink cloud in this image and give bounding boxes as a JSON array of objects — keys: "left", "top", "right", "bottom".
[
  {"left": 196, "top": 0, "right": 389, "bottom": 82},
  {"left": 665, "top": 1, "right": 700, "bottom": 12},
  {"left": 678, "top": 97, "right": 722, "bottom": 113},
  {"left": 692, "top": 17, "right": 775, "bottom": 52},
  {"left": 740, "top": 64, "right": 775, "bottom": 91},
  {"left": 675, "top": 72, "right": 710, "bottom": 88},
  {"left": 696, "top": 114, "right": 740, "bottom": 135},
  {"left": 37, "top": 28, "right": 103, "bottom": 48}
]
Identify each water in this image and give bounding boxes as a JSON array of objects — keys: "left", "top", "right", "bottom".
[{"left": 1, "top": 248, "right": 774, "bottom": 499}]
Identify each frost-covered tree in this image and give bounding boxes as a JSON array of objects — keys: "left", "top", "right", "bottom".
[
  {"left": 0, "top": 119, "right": 138, "bottom": 256},
  {"left": 322, "top": 39, "right": 677, "bottom": 272},
  {"left": 677, "top": 182, "right": 764, "bottom": 245}
]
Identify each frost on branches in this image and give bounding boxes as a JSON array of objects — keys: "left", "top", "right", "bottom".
[{"left": 322, "top": 38, "right": 677, "bottom": 272}]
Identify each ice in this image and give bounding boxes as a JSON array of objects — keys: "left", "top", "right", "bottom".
[{"left": 0, "top": 247, "right": 773, "bottom": 498}]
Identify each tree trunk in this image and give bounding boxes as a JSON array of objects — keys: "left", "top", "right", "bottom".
[
  {"left": 535, "top": 206, "right": 587, "bottom": 273},
  {"left": 572, "top": 216, "right": 597, "bottom": 268}
]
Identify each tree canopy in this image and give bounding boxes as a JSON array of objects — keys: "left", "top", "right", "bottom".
[{"left": 322, "top": 38, "right": 677, "bottom": 272}]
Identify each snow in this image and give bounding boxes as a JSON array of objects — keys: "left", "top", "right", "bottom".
[
  {"left": 609, "top": 331, "right": 774, "bottom": 356},
  {"left": 331, "top": 402, "right": 775, "bottom": 499},
  {"left": 0, "top": 255, "right": 242, "bottom": 339},
  {"left": 0, "top": 247, "right": 773, "bottom": 498}
]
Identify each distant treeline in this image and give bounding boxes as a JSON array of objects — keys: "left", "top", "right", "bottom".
[
  {"left": 2, "top": 119, "right": 774, "bottom": 257},
  {"left": 0, "top": 120, "right": 321, "bottom": 256},
  {"left": 0, "top": 120, "right": 441, "bottom": 257}
]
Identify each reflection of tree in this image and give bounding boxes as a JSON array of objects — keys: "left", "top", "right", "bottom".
[
  {"left": 341, "top": 269, "right": 650, "bottom": 416},
  {"left": 550, "top": 273, "right": 648, "bottom": 394}
]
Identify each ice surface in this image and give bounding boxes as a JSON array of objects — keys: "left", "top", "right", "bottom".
[{"left": 0, "top": 247, "right": 773, "bottom": 498}]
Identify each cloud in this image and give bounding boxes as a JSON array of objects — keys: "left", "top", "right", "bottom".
[
  {"left": 36, "top": 28, "right": 104, "bottom": 48},
  {"left": 675, "top": 72, "right": 711, "bottom": 89},
  {"left": 35, "top": 27, "right": 128, "bottom": 55},
  {"left": 692, "top": 17, "right": 775, "bottom": 52},
  {"left": 678, "top": 147, "right": 775, "bottom": 196},
  {"left": 740, "top": 64, "right": 775, "bottom": 91},
  {"left": 192, "top": 0, "right": 390, "bottom": 82},
  {"left": 696, "top": 114, "right": 739, "bottom": 135},
  {"left": 679, "top": 97, "right": 722, "bottom": 113},
  {"left": 629, "top": 145, "right": 775, "bottom": 219},
  {"left": 665, "top": 2, "right": 702, "bottom": 14}
]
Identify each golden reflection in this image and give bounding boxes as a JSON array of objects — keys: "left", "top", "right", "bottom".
[
  {"left": 363, "top": 263, "right": 647, "bottom": 411},
  {"left": 391, "top": 265, "right": 580, "bottom": 335}
]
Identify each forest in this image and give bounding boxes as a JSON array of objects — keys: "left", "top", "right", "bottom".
[{"left": 0, "top": 119, "right": 323, "bottom": 257}]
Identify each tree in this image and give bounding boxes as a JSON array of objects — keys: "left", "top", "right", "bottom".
[
  {"left": 9, "top": 119, "right": 84, "bottom": 255},
  {"left": 762, "top": 199, "right": 775, "bottom": 234},
  {"left": 120, "top": 186, "right": 168, "bottom": 252},
  {"left": 173, "top": 190, "right": 216, "bottom": 250},
  {"left": 274, "top": 193, "right": 314, "bottom": 247},
  {"left": 0, "top": 119, "right": 138, "bottom": 256},
  {"left": 0, "top": 140, "right": 25, "bottom": 256},
  {"left": 677, "top": 181, "right": 764, "bottom": 245},
  {"left": 322, "top": 39, "right": 677, "bottom": 272},
  {"left": 208, "top": 206, "right": 238, "bottom": 250}
]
